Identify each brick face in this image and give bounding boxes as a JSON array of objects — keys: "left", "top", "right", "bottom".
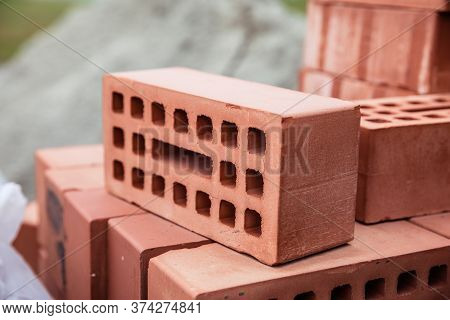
[{"left": 103, "top": 67, "right": 359, "bottom": 265}]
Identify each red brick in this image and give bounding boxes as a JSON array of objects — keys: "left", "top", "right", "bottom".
[
  {"left": 13, "top": 201, "right": 39, "bottom": 273},
  {"left": 38, "top": 166, "right": 103, "bottom": 299},
  {"left": 107, "top": 214, "right": 210, "bottom": 300},
  {"left": 356, "top": 94, "right": 450, "bottom": 223},
  {"left": 103, "top": 67, "right": 360, "bottom": 265},
  {"left": 298, "top": 68, "right": 339, "bottom": 97},
  {"left": 148, "top": 221, "right": 450, "bottom": 300},
  {"left": 410, "top": 212, "right": 450, "bottom": 239},
  {"left": 303, "top": 1, "right": 329, "bottom": 69},
  {"left": 315, "top": 0, "right": 450, "bottom": 11}
]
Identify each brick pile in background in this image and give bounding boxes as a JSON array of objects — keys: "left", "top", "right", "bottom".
[{"left": 299, "top": 0, "right": 450, "bottom": 99}]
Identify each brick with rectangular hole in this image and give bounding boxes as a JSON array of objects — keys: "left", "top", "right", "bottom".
[
  {"left": 107, "top": 214, "right": 210, "bottom": 300},
  {"left": 147, "top": 221, "right": 450, "bottom": 299},
  {"left": 356, "top": 94, "right": 450, "bottom": 223},
  {"left": 39, "top": 165, "right": 104, "bottom": 299},
  {"left": 304, "top": 2, "right": 450, "bottom": 93},
  {"left": 103, "top": 67, "right": 360, "bottom": 265},
  {"left": 410, "top": 212, "right": 450, "bottom": 239}
]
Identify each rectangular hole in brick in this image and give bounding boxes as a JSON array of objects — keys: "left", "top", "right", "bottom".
[
  {"left": 331, "top": 284, "right": 352, "bottom": 300},
  {"left": 174, "top": 109, "right": 189, "bottom": 133},
  {"left": 428, "top": 265, "right": 447, "bottom": 287},
  {"left": 402, "top": 105, "right": 450, "bottom": 113},
  {"left": 152, "top": 139, "right": 212, "bottom": 177},
  {"left": 196, "top": 191, "right": 211, "bottom": 216},
  {"left": 294, "top": 291, "right": 316, "bottom": 300},
  {"left": 151, "top": 102, "right": 165, "bottom": 125},
  {"left": 113, "top": 127, "right": 124, "bottom": 148},
  {"left": 132, "top": 168, "right": 145, "bottom": 189},
  {"left": 221, "top": 121, "right": 238, "bottom": 147},
  {"left": 365, "top": 278, "right": 385, "bottom": 300},
  {"left": 219, "top": 200, "right": 235, "bottom": 228},
  {"left": 244, "top": 209, "right": 261, "bottom": 237},
  {"left": 248, "top": 127, "right": 266, "bottom": 155},
  {"left": 112, "top": 92, "right": 124, "bottom": 113},
  {"left": 152, "top": 174, "right": 165, "bottom": 197},
  {"left": 246, "top": 169, "right": 263, "bottom": 196},
  {"left": 397, "top": 271, "right": 417, "bottom": 295},
  {"left": 197, "top": 115, "right": 213, "bottom": 140},
  {"left": 131, "top": 97, "right": 144, "bottom": 119},
  {"left": 113, "top": 160, "right": 124, "bottom": 181},
  {"left": 173, "top": 182, "right": 187, "bottom": 207},
  {"left": 220, "top": 161, "right": 236, "bottom": 187},
  {"left": 132, "top": 133, "right": 146, "bottom": 155}
]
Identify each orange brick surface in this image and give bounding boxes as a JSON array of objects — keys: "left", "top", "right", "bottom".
[
  {"left": 356, "top": 94, "right": 450, "bottom": 223},
  {"left": 148, "top": 221, "right": 450, "bottom": 300},
  {"left": 103, "top": 67, "right": 360, "bottom": 265},
  {"left": 410, "top": 212, "right": 450, "bottom": 239},
  {"left": 38, "top": 166, "right": 103, "bottom": 299}
]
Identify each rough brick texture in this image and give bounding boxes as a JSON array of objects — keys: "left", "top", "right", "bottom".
[
  {"left": 107, "top": 214, "right": 210, "bottom": 300},
  {"left": 12, "top": 201, "right": 39, "bottom": 273},
  {"left": 38, "top": 166, "right": 103, "bottom": 299},
  {"left": 357, "top": 94, "right": 450, "bottom": 223},
  {"left": 315, "top": 0, "right": 450, "bottom": 11},
  {"left": 304, "top": 2, "right": 450, "bottom": 94},
  {"left": 411, "top": 212, "right": 450, "bottom": 239},
  {"left": 148, "top": 221, "right": 450, "bottom": 300},
  {"left": 299, "top": 68, "right": 416, "bottom": 100},
  {"left": 103, "top": 67, "right": 360, "bottom": 265}
]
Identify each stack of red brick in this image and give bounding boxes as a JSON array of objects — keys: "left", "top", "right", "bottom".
[
  {"left": 299, "top": 0, "right": 450, "bottom": 99},
  {"left": 20, "top": 68, "right": 448, "bottom": 300}
]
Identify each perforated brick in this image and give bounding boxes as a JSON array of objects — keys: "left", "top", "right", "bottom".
[
  {"left": 356, "top": 94, "right": 450, "bottom": 223},
  {"left": 103, "top": 67, "right": 360, "bottom": 265},
  {"left": 148, "top": 221, "right": 450, "bottom": 300},
  {"left": 304, "top": 2, "right": 450, "bottom": 93}
]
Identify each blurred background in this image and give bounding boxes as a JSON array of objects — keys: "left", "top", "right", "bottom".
[{"left": 0, "top": 0, "right": 307, "bottom": 198}]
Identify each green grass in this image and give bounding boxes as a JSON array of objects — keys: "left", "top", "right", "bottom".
[
  {"left": 0, "top": 0, "right": 80, "bottom": 62},
  {"left": 282, "top": 0, "right": 308, "bottom": 14}
]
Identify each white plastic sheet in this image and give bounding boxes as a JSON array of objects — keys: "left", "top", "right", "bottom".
[{"left": 0, "top": 179, "right": 50, "bottom": 300}]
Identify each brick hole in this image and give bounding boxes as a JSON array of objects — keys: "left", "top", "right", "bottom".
[
  {"left": 360, "top": 105, "right": 373, "bottom": 109},
  {"left": 381, "top": 102, "right": 397, "bottom": 107},
  {"left": 132, "top": 133, "right": 145, "bottom": 155},
  {"left": 376, "top": 110, "right": 394, "bottom": 115},
  {"left": 397, "top": 271, "right": 417, "bottom": 295},
  {"left": 152, "top": 139, "right": 213, "bottom": 177},
  {"left": 408, "top": 100, "right": 424, "bottom": 105},
  {"left": 434, "top": 97, "right": 448, "bottom": 103},
  {"left": 424, "top": 114, "right": 444, "bottom": 119},
  {"left": 151, "top": 102, "right": 165, "bottom": 125},
  {"left": 196, "top": 191, "right": 211, "bottom": 216},
  {"left": 132, "top": 168, "right": 145, "bottom": 190},
  {"left": 219, "top": 200, "right": 236, "bottom": 227},
  {"left": 365, "top": 278, "right": 385, "bottom": 300},
  {"left": 244, "top": 209, "right": 262, "bottom": 236},
  {"left": 361, "top": 112, "right": 369, "bottom": 117},
  {"left": 220, "top": 161, "right": 237, "bottom": 187},
  {"left": 395, "top": 117, "right": 417, "bottom": 121},
  {"left": 402, "top": 105, "right": 450, "bottom": 113},
  {"left": 130, "top": 97, "right": 144, "bottom": 119},
  {"left": 152, "top": 174, "right": 165, "bottom": 197},
  {"left": 331, "top": 284, "right": 352, "bottom": 300},
  {"left": 247, "top": 127, "right": 266, "bottom": 155},
  {"left": 366, "top": 118, "right": 390, "bottom": 123},
  {"left": 173, "top": 182, "right": 187, "bottom": 207},
  {"left": 221, "top": 121, "right": 238, "bottom": 147},
  {"left": 197, "top": 115, "right": 213, "bottom": 140},
  {"left": 428, "top": 265, "right": 447, "bottom": 287},
  {"left": 246, "top": 169, "right": 263, "bottom": 196},
  {"left": 112, "top": 92, "right": 124, "bottom": 113},
  {"left": 113, "top": 160, "right": 124, "bottom": 181},
  {"left": 294, "top": 291, "right": 316, "bottom": 300},
  {"left": 113, "top": 127, "right": 124, "bottom": 148},
  {"left": 174, "top": 109, "right": 189, "bottom": 133}
]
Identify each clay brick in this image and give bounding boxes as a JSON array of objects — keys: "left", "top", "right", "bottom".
[
  {"left": 299, "top": 68, "right": 415, "bottom": 100},
  {"left": 39, "top": 166, "right": 103, "bottom": 299},
  {"left": 35, "top": 145, "right": 103, "bottom": 245},
  {"left": 410, "top": 212, "right": 450, "bottom": 239},
  {"left": 107, "top": 214, "right": 210, "bottom": 300},
  {"left": 356, "top": 94, "right": 450, "bottom": 223},
  {"left": 148, "top": 221, "right": 450, "bottom": 300},
  {"left": 13, "top": 201, "right": 39, "bottom": 273},
  {"left": 315, "top": 0, "right": 450, "bottom": 11},
  {"left": 103, "top": 67, "right": 360, "bottom": 265},
  {"left": 304, "top": 3, "right": 450, "bottom": 93}
]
